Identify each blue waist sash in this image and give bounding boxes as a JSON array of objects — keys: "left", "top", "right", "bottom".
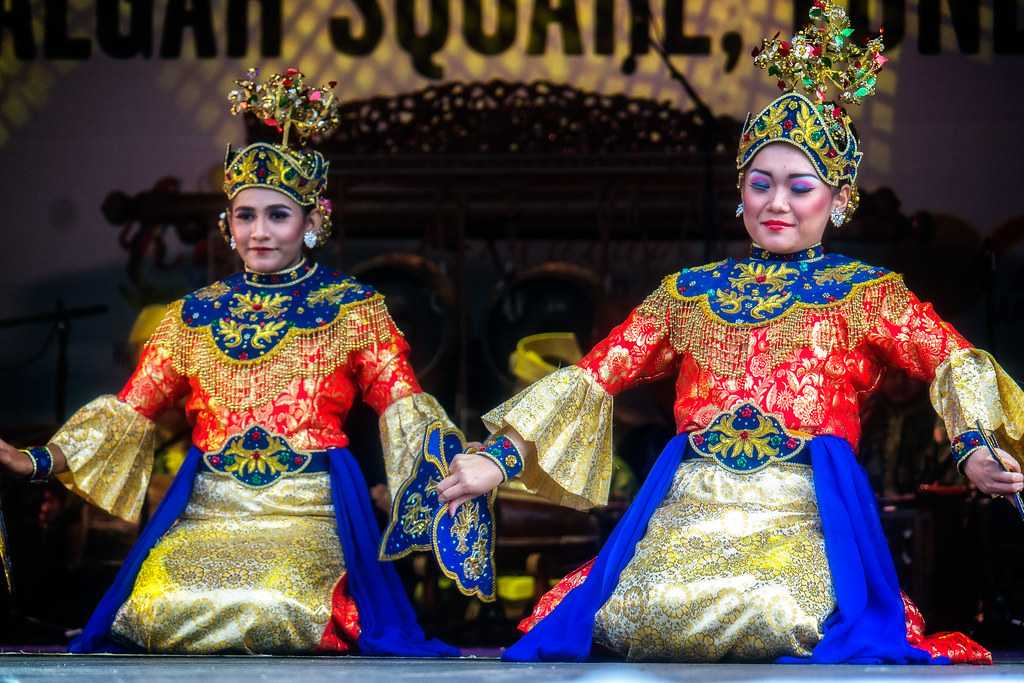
[
  {"left": 69, "top": 437, "right": 457, "bottom": 657},
  {"left": 503, "top": 433, "right": 942, "bottom": 664}
]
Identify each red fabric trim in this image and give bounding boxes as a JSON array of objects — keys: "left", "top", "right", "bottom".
[
  {"left": 902, "top": 591, "right": 992, "bottom": 665},
  {"left": 318, "top": 573, "right": 362, "bottom": 653},
  {"left": 517, "top": 558, "right": 594, "bottom": 634}
]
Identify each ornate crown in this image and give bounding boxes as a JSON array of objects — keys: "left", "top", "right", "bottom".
[
  {"left": 222, "top": 68, "right": 341, "bottom": 245},
  {"left": 737, "top": 0, "right": 887, "bottom": 220}
]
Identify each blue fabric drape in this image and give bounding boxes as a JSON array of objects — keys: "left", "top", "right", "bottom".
[
  {"left": 503, "top": 434, "right": 943, "bottom": 664},
  {"left": 326, "top": 447, "right": 457, "bottom": 657},
  {"left": 777, "top": 436, "right": 940, "bottom": 664},
  {"left": 69, "top": 446, "right": 456, "bottom": 657}
]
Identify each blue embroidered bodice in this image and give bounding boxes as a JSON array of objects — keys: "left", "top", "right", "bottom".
[
  {"left": 180, "top": 259, "right": 378, "bottom": 362},
  {"left": 673, "top": 243, "right": 891, "bottom": 324}
]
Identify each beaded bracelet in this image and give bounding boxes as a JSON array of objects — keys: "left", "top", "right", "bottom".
[
  {"left": 480, "top": 434, "right": 524, "bottom": 482},
  {"left": 21, "top": 446, "right": 54, "bottom": 483},
  {"left": 951, "top": 430, "right": 985, "bottom": 474}
]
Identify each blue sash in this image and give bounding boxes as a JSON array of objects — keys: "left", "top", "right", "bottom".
[
  {"left": 69, "top": 445, "right": 456, "bottom": 656},
  {"left": 503, "top": 434, "right": 943, "bottom": 664}
]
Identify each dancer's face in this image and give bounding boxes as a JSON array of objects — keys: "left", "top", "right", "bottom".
[
  {"left": 229, "top": 188, "right": 321, "bottom": 273},
  {"left": 741, "top": 143, "right": 850, "bottom": 255}
]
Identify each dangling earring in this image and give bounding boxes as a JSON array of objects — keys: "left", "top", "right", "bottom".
[
  {"left": 303, "top": 231, "right": 318, "bottom": 249},
  {"left": 218, "top": 210, "right": 235, "bottom": 249},
  {"left": 735, "top": 202, "right": 744, "bottom": 218},
  {"left": 830, "top": 206, "right": 845, "bottom": 228}
]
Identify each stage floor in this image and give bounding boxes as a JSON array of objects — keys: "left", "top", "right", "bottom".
[{"left": 0, "top": 655, "right": 1022, "bottom": 682}]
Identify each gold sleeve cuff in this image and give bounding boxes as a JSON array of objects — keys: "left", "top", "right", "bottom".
[
  {"left": 482, "top": 365, "right": 613, "bottom": 510},
  {"left": 379, "top": 392, "right": 454, "bottom": 495},
  {"left": 50, "top": 395, "right": 156, "bottom": 523},
  {"left": 930, "top": 348, "right": 1024, "bottom": 465}
]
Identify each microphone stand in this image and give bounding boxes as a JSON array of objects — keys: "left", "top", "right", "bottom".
[
  {"left": 0, "top": 301, "right": 108, "bottom": 423},
  {"left": 0, "top": 301, "right": 107, "bottom": 607},
  {"left": 623, "top": 15, "right": 722, "bottom": 262}
]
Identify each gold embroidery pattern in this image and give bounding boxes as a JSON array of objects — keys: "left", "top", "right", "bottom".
[
  {"left": 111, "top": 471, "right": 343, "bottom": 653},
  {"left": 215, "top": 318, "right": 288, "bottom": 351},
  {"left": 451, "top": 503, "right": 478, "bottom": 554},
  {"left": 751, "top": 293, "right": 793, "bottom": 320},
  {"left": 227, "top": 149, "right": 260, "bottom": 187},
  {"left": 195, "top": 281, "right": 232, "bottom": 301},
  {"left": 147, "top": 295, "right": 395, "bottom": 412},
  {"left": 813, "top": 261, "right": 871, "bottom": 286},
  {"left": 400, "top": 491, "right": 435, "bottom": 536},
  {"left": 463, "top": 527, "right": 490, "bottom": 581},
  {"left": 638, "top": 271, "right": 911, "bottom": 378},
  {"left": 930, "top": 348, "right": 1024, "bottom": 465},
  {"left": 730, "top": 262, "right": 798, "bottom": 293},
  {"left": 482, "top": 365, "right": 614, "bottom": 510},
  {"left": 51, "top": 395, "right": 156, "bottom": 523},
  {"left": 738, "top": 95, "right": 849, "bottom": 188},
  {"left": 228, "top": 292, "right": 291, "bottom": 318},
  {"left": 220, "top": 440, "right": 292, "bottom": 479},
  {"left": 592, "top": 459, "right": 834, "bottom": 661},
  {"left": 307, "top": 282, "right": 363, "bottom": 307},
  {"left": 225, "top": 144, "right": 326, "bottom": 207},
  {"left": 690, "top": 403, "right": 808, "bottom": 473}
]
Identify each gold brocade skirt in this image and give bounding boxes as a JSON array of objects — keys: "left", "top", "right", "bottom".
[
  {"left": 593, "top": 459, "right": 835, "bottom": 661},
  {"left": 110, "top": 472, "right": 344, "bottom": 653}
]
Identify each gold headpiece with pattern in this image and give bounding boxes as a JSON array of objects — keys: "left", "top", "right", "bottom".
[
  {"left": 222, "top": 68, "right": 341, "bottom": 245},
  {"left": 737, "top": 0, "right": 888, "bottom": 222}
]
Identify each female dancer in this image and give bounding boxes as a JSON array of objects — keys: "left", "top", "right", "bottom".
[
  {"left": 436, "top": 3, "right": 1023, "bottom": 663},
  {"left": 0, "top": 69, "right": 458, "bottom": 656}
]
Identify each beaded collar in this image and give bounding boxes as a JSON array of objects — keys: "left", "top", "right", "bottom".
[
  {"left": 671, "top": 250, "right": 891, "bottom": 325},
  {"left": 181, "top": 263, "right": 379, "bottom": 362},
  {"left": 243, "top": 258, "right": 317, "bottom": 287},
  {"left": 749, "top": 243, "right": 825, "bottom": 263}
]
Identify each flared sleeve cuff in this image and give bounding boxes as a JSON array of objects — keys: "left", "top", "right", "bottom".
[
  {"left": 930, "top": 347, "right": 1024, "bottom": 468},
  {"left": 49, "top": 395, "right": 156, "bottom": 523},
  {"left": 379, "top": 392, "right": 455, "bottom": 496},
  {"left": 481, "top": 365, "right": 614, "bottom": 510}
]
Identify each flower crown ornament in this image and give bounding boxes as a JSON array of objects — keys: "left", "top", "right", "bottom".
[
  {"left": 737, "top": 0, "right": 888, "bottom": 223},
  {"left": 221, "top": 68, "right": 342, "bottom": 247}
]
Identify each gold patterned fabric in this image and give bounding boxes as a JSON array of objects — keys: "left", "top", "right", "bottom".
[
  {"left": 593, "top": 459, "right": 834, "bottom": 661},
  {"left": 50, "top": 395, "right": 156, "bottom": 523},
  {"left": 379, "top": 392, "right": 456, "bottom": 495},
  {"left": 482, "top": 365, "right": 614, "bottom": 510},
  {"left": 110, "top": 471, "right": 343, "bottom": 653},
  {"left": 930, "top": 348, "right": 1024, "bottom": 464}
]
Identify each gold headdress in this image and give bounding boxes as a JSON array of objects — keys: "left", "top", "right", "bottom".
[
  {"left": 222, "top": 68, "right": 341, "bottom": 245},
  {"left": 737, "top": 0, "right": 888, "bottom": 222}
]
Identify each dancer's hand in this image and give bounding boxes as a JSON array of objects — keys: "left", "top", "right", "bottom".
[
  {"left": 369, "top": 483, "right": 391, "bottom": 514},
  {"left": 437, "top": 453, "right": 504, "bottom": 516},
  {"left": 0, "top": 438, "right": 35, "bottom": 477},
  {"left": 963, "top": 448, "right": 1024, "bottom": 496},
  {"left": 0, "top": 438, "right": 67, "bottom": 479}
]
